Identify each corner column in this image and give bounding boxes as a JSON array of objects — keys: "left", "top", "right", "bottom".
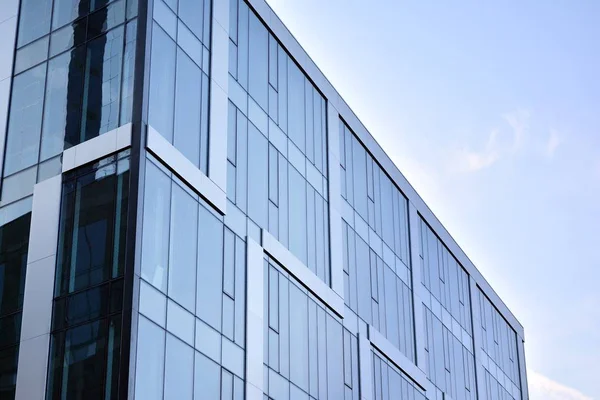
[{"left": 15, "top": 175, "right": 62, "bottom": 400}]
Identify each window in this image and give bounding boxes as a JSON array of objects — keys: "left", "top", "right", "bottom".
[
  {"left": 47, "top": 316, "right": 122, "bottom": 400},
  {"left": 134, "top": 316, "right": 165, "bottom": 400},
  {"left": 168, "top": 184, "right": 198, "bottom": 312},
  {"left": 228, "top": 0, "right": 330, "bottom": 285},
  {"left": 4, "top": 14, "right": 137, "bottom": 180},
  {"left": 47, "top": 153, "right": 129, "bottom": 400},
  {"left": 0, "top": 211, "right": 32, "bottom": 400},
  {"left": 3, "top": 64, "right": 46, "bottom": 176},
  {"left": 264, "top": 260, "right": 358, "bottom": 399},
  {"left": 55, "top": 153, "right": 130, "bottom": 296},
  {"left": 148, "top": 1, "right": 211, "bottom": 172},
  {"left": 17, "top": 0, "right": 53, "bottom": 47}
]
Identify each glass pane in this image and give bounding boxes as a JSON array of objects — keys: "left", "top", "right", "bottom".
[
  {"left": 120, "top": 20, "right": 137, "bottom": 124},
  {"left": 4, "top": 64, "right": 47, "bottom": 176},
  {"left": 53, "top": 0, "right": 90, "bottom": 30},
  {"left": 149, "top": 24, "right": 176, "bottom": 141},
  {"left": 14, "top": 36, "right": 49, "bottom": 74},
  {"left": 0, "top": 212, "right": 31, "bottom": 316},
  {"left": 196, "top": 207, "right": 223, "bottom": 330},
  {"left": 141, "top": 161, "right": 171, "bottom": 292},
  {"left": 164, "top": 334, "right": 194, "bottom": 400},
  {"left": 135, "top": 316, "right": 165, "bottom": 400},
  {"left": 194, "top": 351, "right": 220, "bottom": 400},
  {"left": 41, "top": 47, "right": 85, "bottom": 161},
  {"left": 17, "top": 0, "right": 53, "bottom": 47},
  {"left": 287, "top": 61, "right": 305, "bottom": 153},
  {"left": 173, "top": 49, "right": 202, "bottom": 167},
  {"left": 247, "top": 124, "right": 268, "bottom": 228},
  {"left": 77, "top": 26, "right": 124, "bottom": 145},
  {"left": 168, "top": 184, "right": 198, "bottom": 311},
  {"left": 178, "top": 0, "right": 205, "bottom": 41},
  {"left": 248, "top": 12, "right": 268, "bottom": 110},
  {"left": 289, "top": 284, "right": 308, "bottom": 391},
  {"left": 56, "top": 158, "right": 129, "bottom": 295},
  {"left": 0, "top": 346, "right": 19, "bottom": 399},
  {"left": 288, "top": 167, "right": 307, "bottom": 264},
  {"left": 55, "top": 320, "right": 111, "bottom": 399},
  {"left": 49, "top": 19, "right": 87, "bottom": 57}
]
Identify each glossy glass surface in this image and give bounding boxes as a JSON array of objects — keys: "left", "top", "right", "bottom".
[
  {"left": 0, "top": 212, "right": 31, "bottom": 400},
  {"left": 47, "top": 153, "right": 129, "bottom": 400},
  {"left": 134, "top": 156, "right": 247, "bottom": 400},
  {"left": 148, "top": 0, "right": 210, "bottom": 172},
  {"left": 264, "top": 259, "right": 359, "bottom": 400},
  {"left": 372, "top": 350, "right": 426, "bottom": 400},
  {"left": 478, "top": 290, "right": 522, "bottom": 400},
  {"left": 55, "top": 154, "right": 130, "bottom": 296},
  {"left": 228, "top": 0, "right": 330, "bottom": 285},
  {"left": 4, "top": 8, "right": 137, "bottom": 182}
]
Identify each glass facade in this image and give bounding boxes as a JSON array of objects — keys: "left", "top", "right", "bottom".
[
  {"left": 1, "top": 0, "right": 137, "bottom": 205},
  {"left": 148, "top": 0, "right": 211, "bottom": 172},
  {"left": 47, "top": 152, "right": 130, "bottom": 400},
  {"left": 372, "top": 350, "right": 426, "bottom": 400},
  {"left": 134, "top": 156, "right": 246, "bottom": 399},
  {"left": 0, "top": 0, "right": 527, "bottom": 399},
  {"left": 340, "top": 120, "right": 415, "bottom": 362},
  {"left": 227, "top": 0, "right": 330, "bottom": 285},
  {"left": 264, "top": 258, "right": 359, "bottom": 400},
  {"left": 477, "top": 290, "right": 522, "bottom": 400},
  {"left": 420, "top": 220, "right": 477, "bottom": 400}
]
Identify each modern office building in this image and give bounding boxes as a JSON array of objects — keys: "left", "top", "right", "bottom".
[{"left": 0, "top": 0, "right": 528, "bottom": 399}]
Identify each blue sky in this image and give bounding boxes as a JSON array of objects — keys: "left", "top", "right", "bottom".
[{"left": 264, "top": 1, "right": 600, "bottom": 399}]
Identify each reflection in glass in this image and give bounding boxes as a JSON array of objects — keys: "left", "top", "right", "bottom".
[
  {"left": 173, "top": 49, "right": 202, "bottom": 167},
  {"left": 78, "top": 26, "right": 124, "bottom": 145},
  {"left": 41, "top": 48, "right": 85, "bottom": 161},
  {"left": 17, "top": 0, "right": 53, "bottom": 47},
  {"left": 4, "top": 64, "right": 47, "bottom": 176},
  {"left": 141, "top": 161, "right": 171, "bottom": 292},
  {"left": 134, "top": 316, "right": 165, "bottom": 400},
  {"left": 0, "top": 213, "right": 31, "bottom": 317},
  {"left": 149, "top": 25, "right": 176, "bottom": 142},
  {"left": 56, "top": 155, "right": 129, "bottom": 296},
  {"left": 164, "top": 334, "right": 194, "bottom": 400},
  {"left": 196, "top": 207, "right": 223, "bottom": 330}
]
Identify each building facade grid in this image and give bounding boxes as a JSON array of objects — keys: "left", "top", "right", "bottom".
[{"left": 0, "top": 0, "right": 528, "bottom": 400}]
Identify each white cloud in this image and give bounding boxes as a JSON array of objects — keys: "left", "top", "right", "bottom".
[
  {"left": 456, "top": 110, "right": 531, "bottom": 172},
  {"left": 529, "top": 370, "right": 593, "bottom": 400},
  {"left": 462, "top": 129, "right": 501, "bottom": 171},
  {"left": 546, "top": 129, "right": 561, "bottom": 158},
  {"left": 503, "top": 109, "right": 530, "bottom": 153}
]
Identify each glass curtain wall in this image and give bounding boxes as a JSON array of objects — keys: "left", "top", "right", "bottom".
[
  {"left": 46, "top": 151, "right": 130, "bottom": 400},
  {"left": 227, "top": 0, "right": 330, "bottom": 285},
  {"left": 372, "top": 350, "right": 426, "bottom": 400},
  {"left": 419, "top": 220, "right": 477, "bottom": 400},
  {"left": 264, "top": 257, "right": 360, "bottom": 400},
  {"left": 339, "top": 120, "right": 415, "bottom": 362},
  {"left": 134, "top": 155, "right": 247, "bottom": 400},
  {"left": 147, "top": 0, "right": 211, "bottom": 173},
  {"left": 1, "top": 0, "right": 137, "bottom": 206},
  {"left": 477, "top": 290, "right": 522, "bottom": 400}
]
